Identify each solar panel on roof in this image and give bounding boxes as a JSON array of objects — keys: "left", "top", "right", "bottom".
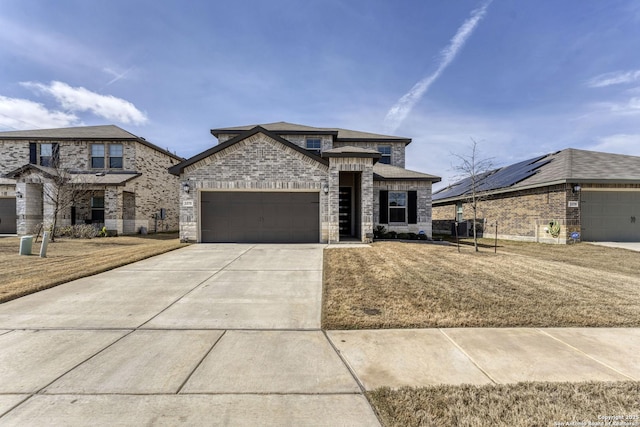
[{"left": 433, "top": 154, "right": 552, "bottom": 200}]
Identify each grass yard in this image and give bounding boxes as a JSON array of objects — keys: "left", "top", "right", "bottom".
[
  {"left": 322, "top": 239, "right": 640, "bottom": 329},
  {"left": 0, "top": 233, "right": 187, "bottom": 303},
  {"left": 368, "top": 382, "right": 640, "bottom": 427}
]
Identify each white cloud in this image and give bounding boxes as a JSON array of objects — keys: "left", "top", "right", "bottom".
[
  {"left": 587, "top": 70, "right": 640, "bottom": 88},
  {"left": 383, "top": 0, "right": 492, "bottom": 134},
  {"left": 587, "top": 134, "right": 640, "bottom": 156},
  {"left": 590, "top": 97, "right": 640, "bottom": 116},
  {"left": 0, "top": 96, "right": 78, "bottom": 130},
  {"left": 22, "top": 81, "right": 148, "bottom": 125}
]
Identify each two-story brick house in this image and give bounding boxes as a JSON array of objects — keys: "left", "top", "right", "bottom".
[
  {"left": 0, "top": 125, "right": 182, "bottom": 235},
  {"left": 169, "top": 122, "right": 441, "bottom": 243}
]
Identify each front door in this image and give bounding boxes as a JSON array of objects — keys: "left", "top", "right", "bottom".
[{"left": 339, "top": 187, "right": 352, "bottom": 236}]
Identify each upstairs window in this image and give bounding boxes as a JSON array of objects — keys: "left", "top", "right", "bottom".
[
  {"left": 29, "top": 142, "right": 59, "bottom": 167},
  {"left": 306, "top": 138, "right": 322, "bottom": 155},
  {"left": 109, "top": 144, "right": 123, "bottom": 168},
  {"left": 40, "top": 143, "right": 53, "bottom": 167},
  {"left": 91, "top": 144, "right": 105, "bottom": 168},
  {"left": 378, "top": 145, "right": 392, "bottom": 164}
]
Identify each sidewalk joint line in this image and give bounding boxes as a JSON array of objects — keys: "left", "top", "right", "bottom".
[
  {"left": 438, "top": 329, "right": 498, "bottom": 385},
  {"left": 33, "top": 329, "right": 136, "bottom": 395},
  {"left": 0, "top": 394, "right": 33, "bottom": 421},
  {"left": 176, "top": 330, "right": 227, "bottom": 394},
  {"left": 136, "top": 246, "right": 254, "bottom": 329},
  {"left": 322, "top": 331, "right": 385, "bottom": 426},
  {"left": 536, "top": 328, "right": 637, "bottom": 381}
]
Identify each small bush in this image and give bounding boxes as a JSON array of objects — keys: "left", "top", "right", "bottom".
[
  {"left": 55, "top": 224, "right": 99, "bottom": 239},
  {"left": 374, "top": 225, "right": 387, "bottom": 239},
  {"left": 397, "top": 233, "right": 410, "bottom": 240},
  {"left": 388, "top": 231, "right": 397, "bottom": 239}
]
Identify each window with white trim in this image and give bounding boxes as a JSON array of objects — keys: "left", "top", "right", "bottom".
[
  {"left": 109, "top": 144, "right": 123, "bottom": 168},
  {"left": 389, "top": 191, "right": 407, "bottom": 223},
  {"left": 91, "top": 144, "right": 105, "bottom": 168},
  {"left": 40, "top": 143, "right": 53, "bottom": 167}
]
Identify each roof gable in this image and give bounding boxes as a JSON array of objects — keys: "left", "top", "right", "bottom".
[{"left": 169, "top": 126, "right": 328, "bottom": 176}]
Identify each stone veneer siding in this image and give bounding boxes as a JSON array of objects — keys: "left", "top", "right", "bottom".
[
  {"left": 328, "top": 157, "right": 374, "bottom": 243},
  {"left": 179, "top": 133, "right": 330, "bottom": 243},
  {"left": 216, "top": 134, "right": 406, "bottom": 167},
  {"left": 373, "top": 180, "right": 433, "bottom": 238},
  {"left": 432, "top": 184, "right": 581, "bottom": 243},
  {"left": 1, "top": 138, "right": 180, "bottom": 235}
]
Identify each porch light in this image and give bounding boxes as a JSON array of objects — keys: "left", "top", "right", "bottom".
[
  {"left": 183, "top": 182, "right": 190, "bottom": 193},
  {"left": 572, "top": 185, "right": 581, "bottom": 193},
  {"left": 15, "top": 190, "right": 23, "bottom": 198},
  {"left": 322, "top": 184, "right": 329, "bottom": 194}
]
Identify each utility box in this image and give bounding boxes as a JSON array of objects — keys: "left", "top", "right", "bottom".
[{"left": 19, "top": 235, "right": 33, "bottom": 256}]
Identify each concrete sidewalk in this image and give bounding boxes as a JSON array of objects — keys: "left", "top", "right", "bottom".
[
  {"left": 0, "top": 244, "right": 379, "bottom": 426},
  {"left": 328, "top": 328, "right": 640, "bottom": 390},
  {"left": 0, "top": 243, "right": 638, "bottom": 425}
]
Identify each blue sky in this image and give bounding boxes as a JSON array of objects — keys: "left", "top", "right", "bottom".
[{"left": 1, "top": 0, "right": 639, "bottom": 188}]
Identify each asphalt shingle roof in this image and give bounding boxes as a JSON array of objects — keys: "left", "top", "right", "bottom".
[
  {"left": 211, "top": 121, "right": 412, "bottom": 143},
  {"left": 433, "top": 148, "right": 640, "bottom": 202},
  {"left": 0, "top": 125, "right": 140, "bottom": 139},
  {"left": 373, "top": 163, "right": 441, "bottom": 182},
  {"left": 0, "top": 125, "right": 183, "bottom": 160}
]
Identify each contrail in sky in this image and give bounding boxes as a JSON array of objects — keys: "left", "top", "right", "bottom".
[{"left": 383, "top": 0, "right": 493, "bottom": 134}]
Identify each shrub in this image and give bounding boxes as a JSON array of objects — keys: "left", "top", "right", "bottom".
[
  {"left": 388, "top": 231, "right": 397, "bottom": 239},
  {"left": 55, "top": 224, "right": 99, "bottom": 239},
  {"left": 397, "top": 233, "right": 410, "bottom": 240},
  {"left": 374, "top": 225, "right": 387, "bottom": 239}
]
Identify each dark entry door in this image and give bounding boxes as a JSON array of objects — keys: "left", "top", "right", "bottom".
[
  {"left": 339, "top": 187, "right": 352, "bottom": 236},
  {"left": 200, "top": 192, "right": 319, "bottom": 243},
  {"left": 0, "top": 198, "right": 17, "bottom": 234}
]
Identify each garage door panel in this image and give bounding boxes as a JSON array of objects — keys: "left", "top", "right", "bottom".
[
  {"left": 581, "top": 192, "right": 640, "bottom": 242},
  {"left": 0, "top": 198, "right": 17, "bottom": 234},
  {"left": 200, "top": 192, "right": 319, "bottom": 243}
]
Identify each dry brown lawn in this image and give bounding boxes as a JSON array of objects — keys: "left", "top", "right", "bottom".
[
  {"left": 0, "top": 233, "right": 187, "bottom": 303},
  {"left": 322, "top": 240, "right": 640, "bottom": 329},
  {"left": 368, "top": 382, "right": 640, "bottom": 427}
]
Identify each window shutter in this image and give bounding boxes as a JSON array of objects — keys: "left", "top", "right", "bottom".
[
  {"left": 408, "top": 191, "right": 417, "bottom": 224},
  {"left": 52, "top": 143, "right": 60, "bottom": 167},
  {"left": 29, "top": 143, "right": 37, "bottom": 164},
  {"left": 380, "top": 190, "right": 388, "bottom": 224}
]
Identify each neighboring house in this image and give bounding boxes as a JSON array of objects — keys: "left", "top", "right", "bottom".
[
  {"left": 432, "top": 148, "right": 640, "bottom": 243},
  {"left": 0, "top": 125, "right": 183, "bottom": 235},
  {"left": 169, "top": 122, "right": 441, "bottom": 243}
]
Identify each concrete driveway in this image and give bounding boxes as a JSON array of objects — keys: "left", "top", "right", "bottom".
[{"left": 0, "top": 244, "right": 379, "bottom": 426}]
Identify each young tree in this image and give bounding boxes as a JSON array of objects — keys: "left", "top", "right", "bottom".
[
  {"left": 452, "top": 139, "right": 494, "bottom": 252},
  {"left": 42, "top": 164, "right": 94, "bottom": 242}
]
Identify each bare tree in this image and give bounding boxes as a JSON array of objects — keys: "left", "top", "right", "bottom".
[
  {"left": 452, "top": 139, "right": 494, "bottom": 252},
  {"left": 42, "top": 164, "right": 94, "bottom": 242}
]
